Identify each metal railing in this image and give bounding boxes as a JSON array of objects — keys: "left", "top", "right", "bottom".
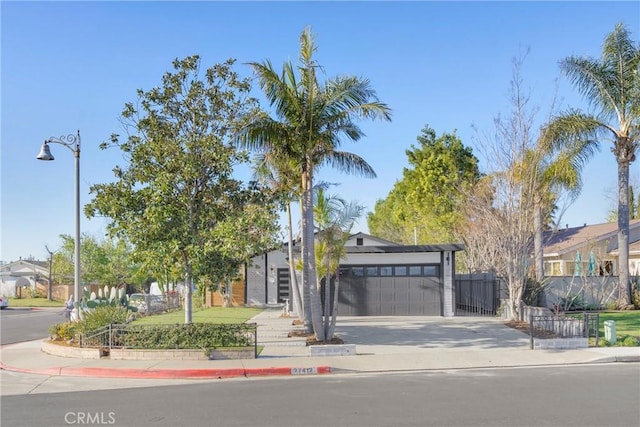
[
  {"left": 80, "top": 322, "right": 258, "bottom": 357},
  {"left": 529, "top": 312, "right": 599, "bottom": 349}
]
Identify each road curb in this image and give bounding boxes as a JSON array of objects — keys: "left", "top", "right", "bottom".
[{"left": 0, "top": 361, "right": 332, "bottom": 379}]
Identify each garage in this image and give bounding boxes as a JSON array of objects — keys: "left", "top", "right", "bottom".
[
  {"left": 245, "top": 233, "right": 464, "bottom": 317},
  {"left": 336, "top": 264, "right": 442, "bottom": 316}
]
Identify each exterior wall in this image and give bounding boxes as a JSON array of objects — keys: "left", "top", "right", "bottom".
[
  {"left": 205, "top": 279, "right": 245, "bottom": 307},
  {"left": 246, "top": 250, "right": 288, "bottom": 306},
  {"left": 442, "top": 251, "right": 454, "bottom": 317},
  {"left": 540, "top": 276, "right": 619, "bottom": 309},
  {"left": 344, "top": 236, "right": 397, "bottom": 247}
]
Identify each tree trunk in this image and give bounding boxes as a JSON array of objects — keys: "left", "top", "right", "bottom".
[
  {"left": 617, "top": 154, "right": 631, "bottom": 307},
  {"left": 533, "top": 198, "right": 544, "bottom": 282},
  {"left": 286, "top": 202, "right": 304, "bottom": 321},
  {"left": 323, "top": 273, "right": 331, "bottom": 339},
  {"left": 302, "top": 166, "right": 324, "bottom": 341},
  {"left": 183, "top": 254, "right": 193, "bottom": 324},
  {"left": 327, "top": 273, "right": 340, "bottom": 340}
]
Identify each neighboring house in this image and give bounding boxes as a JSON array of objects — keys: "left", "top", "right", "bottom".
[
  {"left": 244, "top": 232, "right": 465, "bottom": 317},
  {"left": 542, "top": 219, "right": 640, "bottom": 277},
  {"left": 0, "top": 259, "right": 49, "bottom": 298}
]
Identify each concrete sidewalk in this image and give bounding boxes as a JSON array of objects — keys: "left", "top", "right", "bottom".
[{"left": 1, "top": 308, "right": 638, "bottom": 380}]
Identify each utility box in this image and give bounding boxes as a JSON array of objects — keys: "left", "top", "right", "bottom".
[{"left": 604, "top": 320, "right": 616, "bottom": 344}]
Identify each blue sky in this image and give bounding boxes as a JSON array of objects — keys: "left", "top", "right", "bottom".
[{"left": 1, "top": 1, "right": 639, "bottom": 263}]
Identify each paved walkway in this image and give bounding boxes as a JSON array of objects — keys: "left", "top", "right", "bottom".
[{"left": 1, "top": 308, "right": 638, "bottom": 381}]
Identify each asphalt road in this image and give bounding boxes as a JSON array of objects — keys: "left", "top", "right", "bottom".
[
  {"left": 2, "top": 364, "right": 639, "bottom": 427},
  {"left": 0, "top": 307, "right": 63, "bottom": 345}
]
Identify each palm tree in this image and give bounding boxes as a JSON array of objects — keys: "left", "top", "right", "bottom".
[
  {"left": 238, "top": 27, "right": 391, "bottom": 340},
  {"left": 541, "top": 23, "right": 639, "bottom": 306},
  {"left": 314, "top": 188, "right": 364, "bottom": 340},
  {"left": 251, "top": 152, "right": 304, "bottom": 321},
  {"left": 526, "top": 138, "right": 598, "bottom": 281}
]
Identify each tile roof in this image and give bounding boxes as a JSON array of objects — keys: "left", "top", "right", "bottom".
[{"left": 543, "top": 219, "right": 640, "bottom": 256}]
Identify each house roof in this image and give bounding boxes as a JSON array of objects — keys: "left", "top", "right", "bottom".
[
  {"left": 543, "top": 219, "right": 640, "bottom": 256},
  {"left": 609, "top": 236, "right": 640, "bottom": 256},
  {"left": 0, "top": 259, "right": 48, "bottom": 272},
  {"left": 347, "top": 232, "right": 401, "bottom": 246},
  {"left": 345, "top": 243, "right": 465, "bottom": 254}
]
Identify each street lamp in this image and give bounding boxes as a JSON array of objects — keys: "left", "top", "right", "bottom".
[{"left": 37, "top": 130, "right": 81, "bottom": 318}]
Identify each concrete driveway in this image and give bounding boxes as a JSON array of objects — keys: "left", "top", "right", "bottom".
[{"left": 334, "top": 316, "right": 531, "bottom": 354}]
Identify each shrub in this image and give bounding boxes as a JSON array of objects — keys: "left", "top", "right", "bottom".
[
  {"left": 115, "top": 323, "right": 256, "bottom": 350},
  {"left": 631, "top": 280, "right": 640, "bottom": 309},
  {"left": 618, "top": 335, "right": 640, "bottom": 346},
  {"left": 49, "top": 322, "right": 79, "bottom": 341},
  {"left": 558, "top": 294, "right": 586, "bottom": 311},
  {"left": 76, "top": 305, "right": 130, "bottom": 335}
]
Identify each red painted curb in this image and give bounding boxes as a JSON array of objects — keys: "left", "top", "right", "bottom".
[{"left": 1, "top": 362, "right": 332, "bottom": 379}]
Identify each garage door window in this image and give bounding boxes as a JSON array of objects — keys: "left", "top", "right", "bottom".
[
  {"left": 366, "top": 266, "right": 379, "bottom": 276},
  {"left": 352, "top": 267, "right": 365, "bottom": 277},
  {"left": 408, "top": 266, "right": 422, "bottom": 276},
  {"left": 394, "top": 266, "right": 407, "bottom": 276},
  {"left": 423, "top": 266, "right": 439, "bottom": 276},
  {"left": 380, "top": 266, "right": 393, "bottom": 276},
  {"left": 341, "top": 265, "right": 440, "bottom": 277}
]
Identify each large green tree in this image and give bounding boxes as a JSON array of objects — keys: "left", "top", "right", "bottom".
[
  {"left": 541, "top": 23, "right": 639, "bottom": 306},
  {"left": 86, "top": 56, "right": 281, "bottom": 323},
  {"left": 52, "top": 234, "right": 145, "bottom": 291},
  {"left": 238, "top": 28, "right": 391, "bottom": 341},
  {"left": 368, "top": 126, "right": 480, "bottom": 244}
]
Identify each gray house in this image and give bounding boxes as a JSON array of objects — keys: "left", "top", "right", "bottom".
[{"left": 245, "top": 233, "right": 465, "bottom": 317}]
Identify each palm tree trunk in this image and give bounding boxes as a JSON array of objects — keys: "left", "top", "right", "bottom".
[
  {"left": 302, "top": 166, "right": 324, "bottom": 341},
  {"left": 286, "top": 202, "right": 304, "bottom": 321},
  {"left": 323, "top": 273, "right": 331, "bottom": 339},
  {"left": 327, "top": 273, "right": 340, "bottom": 340},
  {"left": 533, "top": 198, "right": 544, "bottom": 282},
  {"left": 617, "top": 156, "right": 631, "bottom": 307}
]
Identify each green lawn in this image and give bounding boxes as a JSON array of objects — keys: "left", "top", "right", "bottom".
[
  {"left": 8, "top": 297, "right": 65, "bottom": 308},
  {"left": 596, "top": 311, "right": 640, "bottom": 338},
  {"left": 131, "top": 307, "right": 264, "bottom": 325}
]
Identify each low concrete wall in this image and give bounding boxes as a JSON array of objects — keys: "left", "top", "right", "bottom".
[
  {"left": 533, "top": 337, "right": 589, "bottom": 350},
  {"left": 41, "top": 340, "right": 102, "bottom": 359},
  {"left": 42, "top": 340, "right": 254, "bottom": 360},
  {"left": 110, "top": 348, "right": 255, "bottom": 360},
  {"left": 309, "top": 344, "right": 356, "bottom": 356}
]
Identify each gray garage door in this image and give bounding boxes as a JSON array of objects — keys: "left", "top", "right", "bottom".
[{"left": 335, "top": 265, "right": 442, "bottom": 316}]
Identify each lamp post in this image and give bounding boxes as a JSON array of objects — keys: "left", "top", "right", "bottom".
[{"left": 37, "top": 131, "right": 81, "bottom": 317}]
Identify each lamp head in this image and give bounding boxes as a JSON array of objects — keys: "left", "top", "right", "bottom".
[{"left": 37, "top": 142, "right": 54, "bottom": 161}]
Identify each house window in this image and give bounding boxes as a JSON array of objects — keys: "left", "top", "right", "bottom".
[
  {"left": 599, "top": 260, "right": 613, "bottom": 276},
  {"left": 356, "top": 238, "right": 364, "bottom": 246},
  {"left": 630, "top": 261, "right": 640, "bottom": 277},
  {"left": 366, "top": 266, "right": 379, "bottom": 276},
  {"left": 545, "top": 261, "right": 562, "bottom": 276}
]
